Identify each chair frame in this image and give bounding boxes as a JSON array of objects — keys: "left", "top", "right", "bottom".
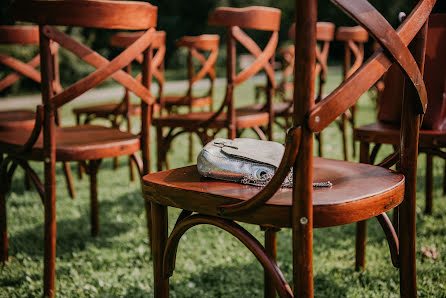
[
  {"left": 336, "top": 26, "right": 368, "bottom": 161},
  {"left": 146, "top": 0, "right": 435, "bottom": 297},
  {"left": 154, "top": 7, "right": 280, "bottom": 171},
  {"left": 1, "top": 1, "right": 157, "bottom": 296},
  {"left": 0, "top": 25, "right": 75, "bottom": 198}
]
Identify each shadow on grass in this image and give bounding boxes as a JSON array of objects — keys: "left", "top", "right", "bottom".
[{"left": 7, "top": 189, "right": 148, "bottom": 259}]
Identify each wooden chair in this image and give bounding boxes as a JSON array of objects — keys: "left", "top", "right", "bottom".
[
  {"left": 72, "top": 30, "right": 166, "bottom": 181},
  {"left": 160, "top": 34, "right": 219, "bottom": 162},
  {"left": 335, "top": 26, "right": 369, "bottom": 160},
  {"left": 153, "top": 6, "right": 280, "bottom": 171},
  {"left": 0, "top": 0, "right": 157, "bottom": 296},
  {"left": 0, "top": 25, "right": 75, "bottom": 198},
  {"left": 239, "top": 22, "right": 335, "bottom": 155},
  {"left": 142, "top": 0, "right": 433, "bottom": 296},
  {"left": 354, "top": 13, "right": 445, "bottom": 271}
]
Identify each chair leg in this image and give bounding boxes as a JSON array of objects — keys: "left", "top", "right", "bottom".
[
  {"left": 264, "top": 228, "right": 277, "bottom": 298},
  {"left": 62, "top": 162, "right": 76, "bottom": 199},
  {"left": 356, "top": 141, "right": 370, "bottom": 270},
  {"left": 129, "top": 156, "right": 135, "bottom": 183},
  {"left": 24, "top": 171, "right": 32, "bottom": 190},
  {"left": 0, "top": 181, "right": 8, "bottom": 263},
  {"left": 144, "top": 200, "right": 152, "bottom": 249},
  {"left": 443, "top": 160, "right": 446, "bottom": 195},
  {"left": 341, "top": 113, "right": 349, "bottom": 161},
  {"left": 88, "top": 160, "right": 100, "bottom": 237},
  {"left": 425, "top": 154, "right": 433, "bottom": 214},
  {"left": 43, "top": 159, "right": 57, "bottom": 298},
  {"left": 152, "top": 202, "right": 169, "bottom": 297}
]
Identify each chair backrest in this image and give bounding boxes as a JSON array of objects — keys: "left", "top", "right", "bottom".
[
  {"left": 110, "top": 30, "right": 166, "bottom": 112},
  {"left": 175, "top": 34, "right": 219, "bottom": 104},
  {"left": 287, "top": 22, "right": 335, "bottom": 101},
  {"left": 377, "top": 13, "right": 446, "bottom": 130},
  {"left": 12, "top": 0, "right": 158, "bottom": 173},
  {"left": 336, "top": 26, "right": 369, "bottom": 80},
  {"left": 0, "top": 26, "right": 41, "bottom": 92},
  {"left": 207, "top": 6, "right": 281, "bottom": 138}
]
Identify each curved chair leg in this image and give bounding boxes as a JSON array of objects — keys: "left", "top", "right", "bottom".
[
  {"left": 355, "top": 141, "right": 370, "bottom": 270},
  {"left": 152, "top": 202, "right": 169, "bottom": 297},
  {"left": 62, "top": 162, "right": 76, "bottom": 199},
  {"left": 443, "top": 160, "right": 446, "bottom": 195},
  {"left": 264, "top": 228, "right": 278, "bottom": 298},
  {"left": 88, "top": 160, "right": 101, "bottom": 237},
  {"left": 425, "top": 154, "right": 433, "bottom": 214},
  {"left": 0, "top": 180, "right": 7, "bottom": 263}
]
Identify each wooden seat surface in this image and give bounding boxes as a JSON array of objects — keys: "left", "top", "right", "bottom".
[
  {"left": 0, "top": 110, "right": 35, "bottom": 131},
  {"left": 355, "top": 122, "right": 446, "bottom": 147},
  {"left": 153, "top": 109, "right": 269, "bottom": 129},
  {"left": 0, "top": 124, "right": 139, "bottom": 161},
  {"left": 142, "top": 157, "right": 404, "bottom": 228}
]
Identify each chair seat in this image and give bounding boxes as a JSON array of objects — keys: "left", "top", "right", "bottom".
[
  {"left": 355, "top": 122, "right": 446, "bottom": 147},
  {"left": 0, "top": 124, "right": 140, "bottom": 161},
  {"left": 237, "top": 102, "right": 293, "bottom": 116},
  {"left": 0, "top": 110, "right": 36, "bottom": 131},
  {"left": 153, "top": 109, "right": 269, "bottom": 129},
  {"left": 73, "top": 103, "right": 141, "bottom": 118},
  {"left": 162, "top": 95, "right": 212, "bottom": 108},
  {"left": 142, "top": 157, "right": 404, "bottom": 228}
]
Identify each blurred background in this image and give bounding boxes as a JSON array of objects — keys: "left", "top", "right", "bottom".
[{"left": 0, "top": 0, "right": 444, "bottom": 97}]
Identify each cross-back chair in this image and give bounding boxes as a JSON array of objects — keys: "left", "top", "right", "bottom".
[
  {"left": 239, "top": 22, "right": 335, "bottom": 154},
  {"left": 0, "top": 0, "right": 157, "bottom": 296},
  {"left": 354, "top": 12, "right": 445, "bottom": 271},
  {"left": 143, "top": 0, "right": 434, "bottom": 296},
  {"left": 153, "top": 6, "right": 280, "bottom": 171},
  {"left": 161, "top": 34, "right": 219, "bottom": 162},
  {"left": 0, "top": 25, "right": 75, "bottom": 198},
  {"left": 73, "top": 30, "right": 165, "bottom": 181},
  {"left": 336, "top": 26, "right": 369, "bottom": 161}
]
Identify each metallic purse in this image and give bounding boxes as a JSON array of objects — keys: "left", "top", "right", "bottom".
[{"left": 197, "top": 138, "right": 331, "bottom": 188}]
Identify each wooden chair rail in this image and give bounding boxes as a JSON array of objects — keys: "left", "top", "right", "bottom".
[
  {"left": 40, "top": 26, "right": 156, "bottom": 108},
  {"left": 217, "top": 126, "right": 301, "bottom": 216},
  {"left": 308, "top": 0, "right": 435, "bottom": 132},
  {"left": 189, "top": 47, "right": 218, "bottom": 84},
  {"left": 0, "top": 25, "right": 39, "bottom": 44},
  {"left": 232, "top": 26, "right": 277, "bottom": 87},
  {"left": 336, "top": 0, "right": 427, "bottom": 112},
  {"left": 0, "top": 55, "right": 40, "bottom": 92},
  {"left": 208, "top": 6, "right": 281, "bottom": 31},
  {"left": 176, "top": 35, "right": 219, "bottom": 51},
  {"left": 0, "top": 53, "right": 41, "bottom": 84},
  {"left": 13, "top": 0, "right": 157, "bottom": 30}
]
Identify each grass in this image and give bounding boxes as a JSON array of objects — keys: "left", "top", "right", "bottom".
[{"left": 1, "top": 66, "right": 445, "bottom": 297}]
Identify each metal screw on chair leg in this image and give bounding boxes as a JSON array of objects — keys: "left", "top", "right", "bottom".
[{"left": 300, "top": 217, "right": 308, "bottom": 225}]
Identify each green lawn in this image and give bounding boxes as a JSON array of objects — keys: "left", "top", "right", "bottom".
[{"left": 1, "top": 67, "right": 445, "bottom": 297}]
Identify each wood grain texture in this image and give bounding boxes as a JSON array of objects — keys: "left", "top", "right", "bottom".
[
  {"left": 208, "top": 6, "right": 281, "bottom": 31},
  {"left": 13, "top": 0, "right": 157, "bottom": 30}
]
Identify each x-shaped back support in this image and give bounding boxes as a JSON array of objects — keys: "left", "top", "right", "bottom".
[
  {"left": 40, "top": 25, "right": 156, "bottom": 109},
  {"left": 0, "top": 53, "right": 41, "bottom": 91},
  {"left": 232, "top": 26, "right": 277, "bottom": 88},
  {"left": 309, "top": 0, "right": 435, "bottom": 132}
]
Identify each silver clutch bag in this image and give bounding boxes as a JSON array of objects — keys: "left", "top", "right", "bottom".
[{"left": 197, "top": 138, "right": 332, "bottom": 188}]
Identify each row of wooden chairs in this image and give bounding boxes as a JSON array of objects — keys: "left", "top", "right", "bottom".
[{"left": 0, "top": 0, "right": 440, "bottom": 297}]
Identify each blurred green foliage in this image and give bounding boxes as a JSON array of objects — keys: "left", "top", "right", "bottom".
[{"left": 0, "top": 0, "right": 444, "bottom": 96}]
